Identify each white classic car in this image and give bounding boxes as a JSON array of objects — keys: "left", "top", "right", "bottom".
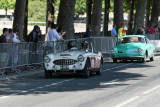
[{"left": 44, "top": 40, "right": 103, "bottom": 78}]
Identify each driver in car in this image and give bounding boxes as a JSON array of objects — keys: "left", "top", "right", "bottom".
[{"left": 81, "top": 41, "right": 89, "bottom": 51}]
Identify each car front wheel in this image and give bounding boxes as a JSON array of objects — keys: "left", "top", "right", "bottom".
[
  {"left": 82, "top": 59, "right": 90, "bottom": 78},
  {"left": 45, "top": 68, "right": 53, "bottom": 79},
  {"left": 113, "top": 59, "right": 117, "bottom": 63},
  {"left": 142, "top": 54, "right": 147, "bottom": 63}
]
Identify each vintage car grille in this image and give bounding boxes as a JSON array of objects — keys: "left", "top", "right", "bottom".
[{"left": 53, "top": 59, "right": 77, "bottom": 65}]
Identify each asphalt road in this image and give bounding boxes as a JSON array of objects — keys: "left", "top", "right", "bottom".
[{"left": 1, "top": 55, "right": 160, "bottom": 107}]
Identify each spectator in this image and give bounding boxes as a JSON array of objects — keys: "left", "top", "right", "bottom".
[
  {"left": 57, "top": 27, "right": 66, "bottom": 39},
  {"left": 28, "top": 25, "right": 40, "bottom": 43},
  {"left": 118, "top": 23, "right": 126, "bottom": 40},
  {"left": 136, "top": 27, "right": 145, "bottom": 35},
  {"left": 47, "top": 23, "right": 65, "bottom": 42},
  {"left": 6, "top": 29, "right": 13, "bottom": 43},
  {"left": 12, "top": 28, "right": 20, "bottom": 64},
  {"left": 84, "top": 27, "right": 91, "bottom": 38},
  {"left": 111, "top": 25, "right": 117, "bottom": 37},
  {"left": 154, "top": 25, "right": 159, "bottom": 33},
  {"left": 37, "top": 30, "right": 43, "bottom": 41},
  {"left": 0, "top": 28, "right": 8, "bottom": 43},
  {"left": 0, "top": 28, "right": 8, "bottom": 74},
  {"left": 149, "top": 24, "right": 156, "bottom": 34}
]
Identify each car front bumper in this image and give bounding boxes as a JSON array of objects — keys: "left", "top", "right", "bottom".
[{"left": 112, "top": 56, "right": 145, "bottom": 60}]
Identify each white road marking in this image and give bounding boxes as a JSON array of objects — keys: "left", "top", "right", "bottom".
[
  {"left": 102, "top": 64, "right": 132, "bottom": 72},
  {"left": 0, "top": 64, "right": 132, "bottom": 99},
  {"left": 143, "top": 85, "right": 160, "bottom": 94},
  {"left": 100, "top": 79, "right": 119, "bottom": 86},
  {"left": 115, "top": 96, "right": 140, "bottom": 107}
]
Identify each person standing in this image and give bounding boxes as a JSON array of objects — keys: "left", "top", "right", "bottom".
[
  {"left": 12, "top": 28, "right": 20, "bottom": 65},
  {"left": 111, "top": 25, "right": 117, "bottom": 37},
  {"left": 47, "top": 23, "right": 65, "bottom": 42},
  {"left": 84, "top": 27, "right": 91, "bottom": 38},
  {"left": 0, "top": 28, "right": 9, "bottom": 74},
  {"left": 118, "top": 23, "right": 126, "bottom": 40},
  {"left": 149, "top": 24, "right": 156, "bottom": 34}
]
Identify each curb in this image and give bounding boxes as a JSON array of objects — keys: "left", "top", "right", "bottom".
[{"left": 0, "top": 70, "right": 44, "bottom": 81}]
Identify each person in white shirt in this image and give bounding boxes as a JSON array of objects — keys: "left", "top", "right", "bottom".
[
  {"left": 47, "top": 23, "right": 65, "bottom": 52},
  {"left": 47, "top": 24, "right": 65, "bottom": 42},
  {"left": 12, "top": 28, "right": 20, "bottom": 64}
]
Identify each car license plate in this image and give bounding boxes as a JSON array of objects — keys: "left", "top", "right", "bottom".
[{"left": 60, "top": 65, "right": 69, "bottom": 70}]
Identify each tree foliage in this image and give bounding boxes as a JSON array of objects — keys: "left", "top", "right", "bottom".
[
  {"left": 28, "top": 0, "right": 46, "bottom": 21},
  {"left": 0, "top": 0, "right": 16, "bottom": 10}
]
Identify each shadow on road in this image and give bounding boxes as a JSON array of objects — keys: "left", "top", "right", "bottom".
[{"left": 0, "top": 60, "right": 157, "bottom": 96}]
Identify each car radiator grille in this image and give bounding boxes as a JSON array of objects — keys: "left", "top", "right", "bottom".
[{"left": 53, "top": 59, "right": 77, "bottom": 65}]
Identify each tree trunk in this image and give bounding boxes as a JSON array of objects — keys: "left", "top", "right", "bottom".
[
  {"left": 23, "top": 0, "right": 28, "bottom": 41},
  {"left": 13, "top": 0, "right": 26, "bottom": 41},
  {"left": 104, "top": 0, "right": 110, "bottom": 36},
  {"left": 5, "top": 8, "right": 7, "bottom": 17},
  {"left": 127, "top": 0, "right": 134, "bottom": 35},
  {"left": 86, "top": 0, "right": 92, "bottom": 29},
  {"left": 133, "top": 0, "right": 148, "bottom": 34},
  {"left": 46, "top": 0, "right": 55, "bottom": 33},
  {"left": 91, "top": 0, "right": 102, "bottom": 36},
  {"left": 114, "top": 0, "right": 124, "bottom": 32},
  {"left": 150, "top": 0, "right": 160, "bottom": 26},
  {"left": 146, "top": 0, "right": 151, "bottom": 28},
  {"left": 57, "top": 0, "right": 76, "bottom": 39}
]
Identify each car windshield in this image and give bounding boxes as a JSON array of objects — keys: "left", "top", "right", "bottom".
[
  {"left": 55, "top": 40, "right": 92, "bottom": 52},
  {"left": 120, "top": 37, "right": 145, "bottom": 43}
]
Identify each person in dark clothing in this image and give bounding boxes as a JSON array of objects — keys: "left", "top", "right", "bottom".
[
  {"left": 84, "top": 27, "right": 91, "bottom": 38},
  {"left": 28, "top": 25, "right": 40, "bottom": 43},
  {"left": 136, "top": 27, "right": 145, "bottom": 35},
  {"left": 0, "top": 28, "right": 8, "bottom": 43}
]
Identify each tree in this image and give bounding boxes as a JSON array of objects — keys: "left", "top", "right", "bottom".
[
  {"left": 23, "top": 0, "right": 28, "bottom": 41},
  {"left": 133, "top": 0, "right": 148, "bottom": 34},
  {"left": 114, "top": 0, "right": 124, "bottom": 32},
  {"left": 91, "top": 0, "right": 102, "bottom": 36},
  {"left": 127, "top": 0, "right": 135, "bottom": 34},
  {"left": 57, "top": 0, "right": 76, "bottom": 39},
  {"left": 86, "top": 0, "right": 92, "bottom": 29},
  {"left": 150, "top": 0, "right": 160, "bottom": 26},
  {"left": 46, "top": 0, "right": 55, "bottom": 33},
  {"left": 146, "top": 0, "right": 152, "bottom": 28},
  {"left": 103, "top": 0, "right": 110, "bottom": 36},
  {"left": 0, "top": 0, "right": 16, "bottom": 16},
  {"left": 13, "top": 0, "right": 26, "bottom": 41}
]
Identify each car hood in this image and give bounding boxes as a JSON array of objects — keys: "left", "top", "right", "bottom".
[{"left": 47, "top": 51, "right": 86, "bottom": 60}]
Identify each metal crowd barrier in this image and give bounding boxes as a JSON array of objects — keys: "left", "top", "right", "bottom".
[{"left": 0, "top": 34, "right": 159, "bottom": 78}]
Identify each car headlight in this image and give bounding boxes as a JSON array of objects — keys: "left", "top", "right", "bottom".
[
  {"left": 111, "top": 49, "right": 116, "bottom": 54},
  {"left": 138, "top": 48, "right": 143, "bottom": 53},
  {"left": 44, "top": 56, "right": 51, "bottom": 63},
  {"left": 78, "top": 55, "right": 84, "bottom": 62}
]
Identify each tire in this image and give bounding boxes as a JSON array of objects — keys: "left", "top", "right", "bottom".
[
  {"left": 150, "top": 54, "right": 154, "bottom": 61},
  {"left": 45, "top": 68, "right": 52, "bottom": 79},
  {"left": 142, "top": 54, "right": 147, "bottom": 63},
  {"left": 113, "top": 59, "right": 117, "bottom": 63},
  {"left": 82, "top": 59, "right": 90, "bottom": 78},
  {"left": 96, "top": 62, "right": 102, "bottom": 75}
]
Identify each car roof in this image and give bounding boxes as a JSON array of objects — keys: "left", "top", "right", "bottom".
[{"left": 123, "top": 35, "right": 145, "bottom": 38}]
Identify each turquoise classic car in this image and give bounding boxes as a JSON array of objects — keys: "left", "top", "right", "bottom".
[{"left": 111, "top": 35, "right": 155, "bottom": 63}]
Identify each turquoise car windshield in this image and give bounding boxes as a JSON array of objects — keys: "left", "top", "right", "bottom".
[{"left": 120, "top": 37, "right": 145, "bottom": 43}]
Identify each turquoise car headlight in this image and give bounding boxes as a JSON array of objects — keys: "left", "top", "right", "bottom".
[
  {"left": 44, "top": 56, "right": 51, "bottom": 63},
  {"left": 111, "top": 50, "right": 116, "bottom": 54},
  {"left": 78, "top": 55, "right": 84, "bottom": 62},
  {"left": 138, "top": 48, "right": 143, "bottom": 53}
]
